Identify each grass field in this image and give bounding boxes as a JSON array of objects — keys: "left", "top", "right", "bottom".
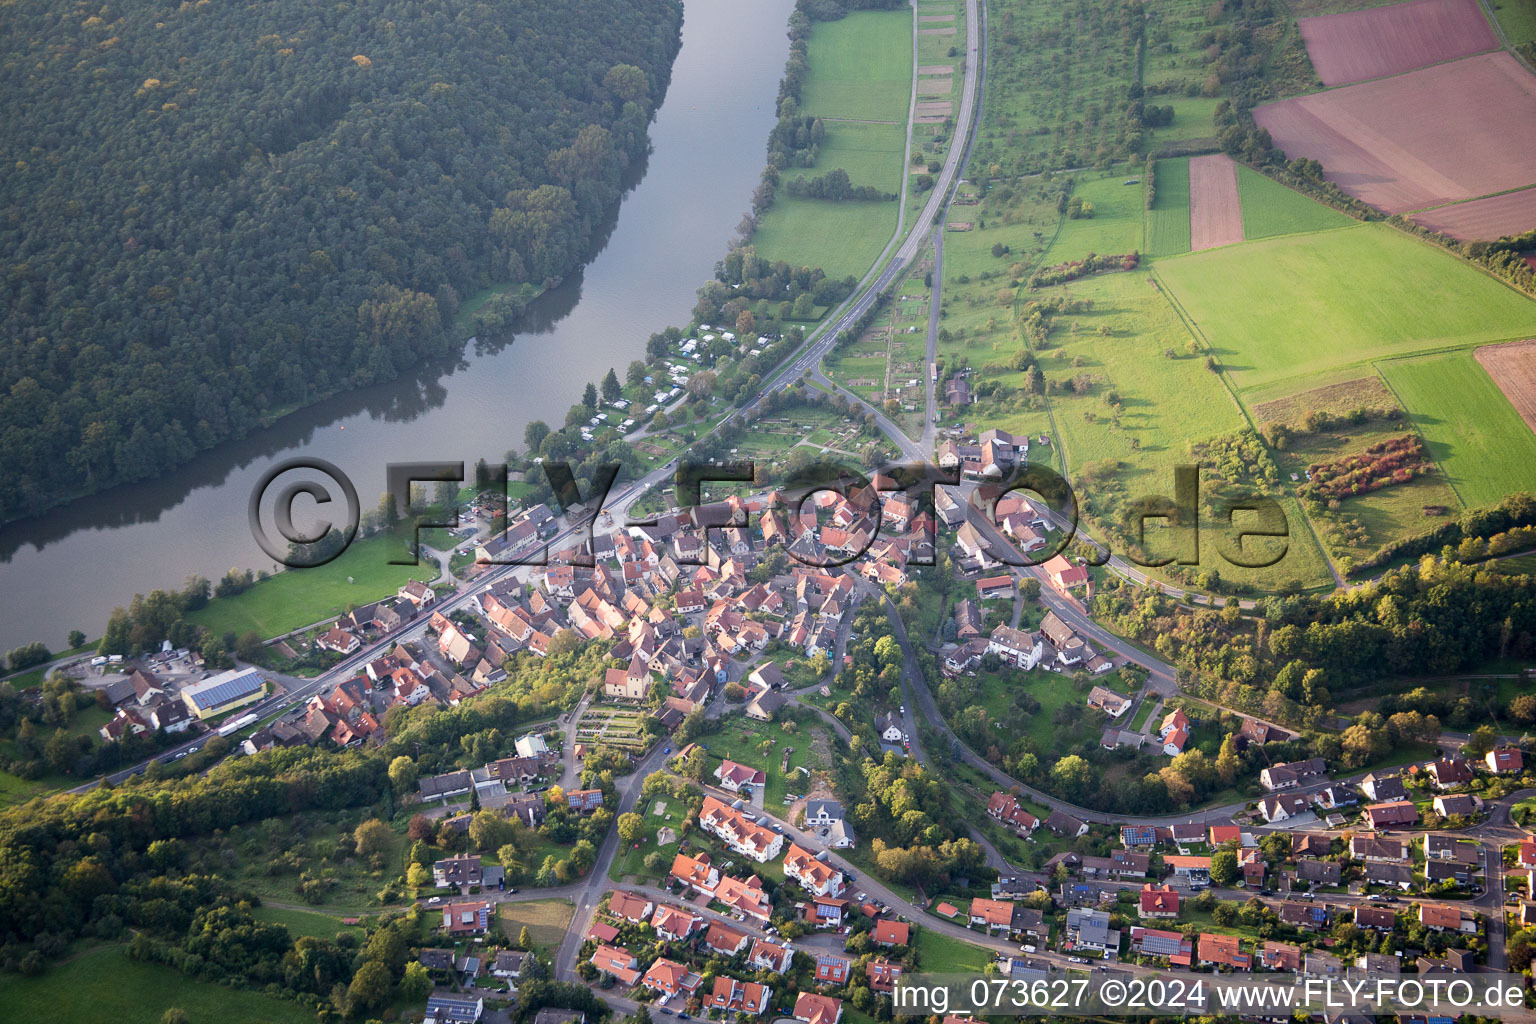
[
  {"left": 1489, "top": 0, "right": 1536, "bottom": 44},
  {"left": 1234, "top": 165, "right": 1354, "bottom": 240},
  {"left": 0, "top": 944, "right": 317, "bottom": 1024},
  {"left": 800, "top": 10, "right": 913, "bottom": 122},
  {"left": 1034, "top": 272, "right": 1337, "bottom": 589},
  {"left": 252, "top": 904, "right": 365, "bottom": 941},
  {"left": 1271, "top": 414, "right": 1466, "bottom": 566},
  {"left": 705, "top": 717, "right": 819, "bottom": 813},
  {"left": 1147, "top": 157, "right": 1191, "bottom": 258},
  {"left": 186, "top": 530, "right": 438, "bottom": 640},
  {"left": 752, "top": 125, "right": 905, "bottom": 279},
  {"left": 1044, "top": 171, "right": 1148, "bottom": 265},
  {"left": 1379, "top": 350, "right": 1536, "bottom": 507},
  {"left": 914, "top": 925, "right": 995, "bottom": 971},
  {"left": 497, "top": 899, "right": 574, "bottom": 953},
  {"left": 1155, "top": 223, "right": 1536, "bottom": 394}
]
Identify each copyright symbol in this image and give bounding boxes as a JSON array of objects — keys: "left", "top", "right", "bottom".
[
  {"left": 248, "top": 457, "right": 360, "bottom": 568},
  {"left": 1100, "top": 979, "right": 1127, "bottom": 1007}
]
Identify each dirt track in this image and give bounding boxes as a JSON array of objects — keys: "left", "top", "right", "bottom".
[
  {"left": 1412, "top": 186, "right": 1536, "bottom": 241},
  {"left": 1299, "top": 0, "right": 1498, "bottom": 86},
  {"left": 1188, "top": 154, "right": 1245, "bottom": 251},
  {"left": 1254, "top": 53, "right": 1536, "bottom": 215},
  {"left": 1476, "top": 340, "right": 1536, "bottom": 434}
]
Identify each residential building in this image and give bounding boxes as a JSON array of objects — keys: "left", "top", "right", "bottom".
[
  {"left": 590, "top": 945, "right": 642, "bottom": 986},
  {"left": 1139, "top": 884, "right": 1180, "bottom": 919},
  {"left": 441, "top": 901, "right": 492, "bottom": 937},
  {"left": 434, "top": 854, "right": 483, "bottom": 889},
  {"left": 1259, "top": 758, "right": 1326, "bottom": 791},
  {"left": 641, "top": 958, "right": 701, "bottom": 999},
  {"left": 699, "top": 796, "right": 784, "bottom": 862},
  {"left": 670, "top": 851, "right": 720, "bottom": 894},
  {"left": 1419, "top": 903, "right": 1477, "bottom": 934},
  {"left": 651, "top": 904, "right": 703, "bottom": 942},
  {"left": 1064, "top": 908, "right": 1118, "bottom": 954},
  {"left": 714, "top": 874, "right": 772, "bottom": 921},
  {"left": 813, "top": 953, "right": 851, "bottom": 984},
  {"left": 1199, "top": 933, "right": 1251, "bottom": 971},
  {"left": 1363, "top": 801, "right": 1419, "bottom": 830},
  {"left": 703, "top": 921, "right": 751, "bottom": 957},
  {"left": 792, "top": 993, "right": 843, "bottom": 1024},
  {"left": 784, "top": 843, "right": 844, "bottom": 897},
  {"left": 866, "top": 958, "right": 902, "bottom": 994},
  {"left": 1426, "top": 757, "right": 1473, "bottom": 789},
  {"left": 1131, "top": 927, "right": 1193, "bottom": 965},
  {"left": 715, "top": 759, "right": 766, "bottom": 793},
  {"left": 1487, "top": 746, "right": 1524, "bottom": 774},
  {"left": 607, "top": 891, "right": 655, "bottom": 925},
  {"left": 1261, "top": 942, "right": 1302, "bottom": 973},
  {"left": 708, "top": 978, "right": 771, "bottom": 1015},
  {"left": 1360, "top": 773, "right": 1406, "bottom": 802},
  {"left": 1044, "top": 809, "right": 1088, "bottom": 838}
]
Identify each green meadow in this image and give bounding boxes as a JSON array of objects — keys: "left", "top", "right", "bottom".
[
  {"left": 1155, "top": 223, "right": 1536, "bottom": 394},
  {"left": 1045, "top": 172, "right": 1148, "bottom": 264},
  {"left": 751, "top": 11, "right": 911, "bottom": 281},
  {"left": 1234, "top": 165, "right": 1354, "bottom": 240},
  {"left": 0, "top": 945, "right": 317, "bottom": 1024},
  {"left": 800, "top": 10, "right": 913, "bottom": 122},
  {"left": 186, "top": 530, "right": 438, "bottom": 640},
  {"left": 1031, "top": 272, "right": 1335, "bottom": 590},
  {"left": 1146, "top": 157, "right": 1191, "bottom": 258},
  {"left": 1379, "top": 351, "right": 1536, "bottom": 508}
]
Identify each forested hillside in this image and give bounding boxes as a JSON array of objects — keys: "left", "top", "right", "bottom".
[{"left": 0, "top": 0, "right": 682, "bottom": 522}]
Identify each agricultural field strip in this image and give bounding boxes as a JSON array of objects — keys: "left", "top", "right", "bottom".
[
  {"left": 1254, "top": 52, "right": 1536, "bottom": 216},
  {"left": 1297, "top": 0, "right": 1500, "bottom": 86}
]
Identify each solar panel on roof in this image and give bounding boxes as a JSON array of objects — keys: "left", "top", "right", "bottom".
[{"left": 183, "top": 668, "right": 264, "bottom": 710}]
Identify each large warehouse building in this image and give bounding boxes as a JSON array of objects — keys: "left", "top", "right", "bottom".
[{"left": 181, "top": 667, "right": 267, "bottom": 720}]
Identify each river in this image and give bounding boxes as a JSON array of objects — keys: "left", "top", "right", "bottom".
[{"left": 0, "top": 0, "right": 795, "bottom": 652}]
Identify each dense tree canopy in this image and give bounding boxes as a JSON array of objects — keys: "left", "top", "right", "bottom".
[{"left": 0, "top": 0, "right": 682, "bottom": 522}]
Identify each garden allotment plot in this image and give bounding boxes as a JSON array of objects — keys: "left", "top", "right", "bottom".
[{"left": 1154, "top": 222, "right": 1536, "bottom": 395}]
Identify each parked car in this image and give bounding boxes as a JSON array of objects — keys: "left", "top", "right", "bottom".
[{"left": 1069, "top": 956, "right": 1089, "bottom": 964}]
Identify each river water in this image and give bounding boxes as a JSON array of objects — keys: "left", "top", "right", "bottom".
[{"left": 0, "top": 0, "right": 795, "bottom": 651}]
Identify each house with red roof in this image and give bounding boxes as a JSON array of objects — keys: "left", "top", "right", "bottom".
[
  {"left": 714, "top": 874, "right": 772, "bottom": 921},
  {"left": 813, "top": 953, "right": 851, "bottom": 984},
  {"left": 749, "top": 938, "right": 794, "bottom": 974},
  {"left": 1487, "top": 746, "right": 1523, "bottom": 774},
  {"left": 715, "top": 759, "right": 767, "bottom": 793},
  {"left": 1199, "top": 933, "right": 1251, "bottom": 971},
  {"left": 1139, "top": 884, "right": 1180, "bottom": 919},
  {"left": 651, "top": 903, "right": 704, "bottom": 942},
  {"left": 590, "top": 945, "right": 642, "bottom": 986},
  {"left": 642, "top": 958, "right": 702, "bottom": 998},
  {"left": 703, "top": 921, "right": 751, "bottom": 957},
  {"left": 784, "top": 843, "right": 845, "bottom": 897},
  {"left": 793, "top": 993, "right": 843, "bottom": 1024},
  {"left": 441, "top": 901, "right": 491, "bottom": 936},
  {"left": 708, "top": 977, "right": 771, "bottom": 1015},
  {"left": 866, "top": 958, "right": 902, "bottom": 993},
  {"left": 874, "top": 919, "right": 911, "bottom": 946},
  {"left": 670, "top": 851, "right": 720, "bottom": 894},
  {"left": 607, "top": 891, "right": 655, "bottom": 924}
]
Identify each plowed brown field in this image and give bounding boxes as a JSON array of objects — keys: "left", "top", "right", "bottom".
[
  {"left": 1299, "top": 0, "right": 1498, "bottom": 87},
  {"left": 1476, "top": 340, "right": 1536, "bottom": 434},
  {"left": 1412, "top": 187, "right": 1536, "bottom": 241},
  {"left": 1188, "top": 154, "right": 1245, "bottom": 251},
  {"left": 1253, "top": 53, "right": 1536, "bottom": 214}
]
